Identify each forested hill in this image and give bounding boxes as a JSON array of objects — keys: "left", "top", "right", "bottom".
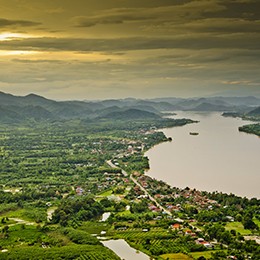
[
  {"left": 247, "top": 106, "right": 260, "bottom": 116},
  {"left": 98, "top": 108, "right": 160, "bottom": 120},
  {"left": 0, "top": 91, "right": 260, "bottom": 124}
]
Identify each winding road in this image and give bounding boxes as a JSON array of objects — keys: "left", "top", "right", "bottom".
[{"left": 106, "top": 160, "right": 171, "bottom": 215}]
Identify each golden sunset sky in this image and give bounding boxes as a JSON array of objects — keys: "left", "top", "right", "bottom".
[{"left": 0, "top": 0, "right": 259, "bottom": 100}]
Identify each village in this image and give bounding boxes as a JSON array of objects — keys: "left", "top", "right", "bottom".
[
  {"left": 71, "top": 155, "right": 259, "bottom": 260},
  {"left": 0, "top": 119, "right": 259, "bottom": 259}
]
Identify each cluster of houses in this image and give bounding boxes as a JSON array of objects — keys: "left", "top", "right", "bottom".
[
  {"left": 135, "top": 173, "right": 221, "bottom": 212},
  {"left": 195, "top": 238, "right": 214, "bottom": 248},
  {"left": 170, "top": 223, "right": 214, "bottom": 248},
  {"left": 132, "top": 174, "right": 216, "bottom": 214},
  {"left": 148, "top": 203, "right": 161, "bottom": 213},
  {"left": 181, "top": 189, "right": 219, "bottom": 209}
]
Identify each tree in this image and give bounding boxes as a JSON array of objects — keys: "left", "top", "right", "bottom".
[
  {"left": 2, "top": 225, "right": 9, "bottom": 233},
  {"left": 2, "top": 225, "right": 9, "bottom": 238},
  {"left": 243, "top": 216, "right": 258, "bottom": 230},
  {"left": 235, "top": 213, "right": 242, "bottom": 222}
]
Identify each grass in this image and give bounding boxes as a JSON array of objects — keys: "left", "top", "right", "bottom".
[
  {"left": 225, "top": 222, "right": 251, "bottom": 235},
  {"left": 190, "top": 251, "right": 214, "bottom": 259},
  {"left": 4, "top": 207, "right": 46, "bottom": 223},
  {"left": 160, "top": 253, "right": 192, "bottom": 259},
  {"left": 0, "top": 244, "right": 120, "bottom": 260},
  {"left": 0, "top": 203, "right": 19, "bottom": 215},
  {"left": 0, "top": 224, "right": 43, "bottom": 247},
  {"left": 189, "top": 250, "right": 227, "bottom": 259},
  {"left": 78, "top": 221, "right": 110, "bottom": 234},
  {"left": 253, "top": 218, "right": 260, "bottom": 229},
  {"left": 117, "top": 209, "right": 131, "bottom": 216},
  {"left": 98, "top": 189, "right": 113, "bottom": 197},
  {"left": 5, "top": 209, "right": 31, "bottom": 221},
  {"left": 0, "top": 218, "right": 16, "bottom": 228},
  {"left": 47, "top": 230, "right": 72, "bottom": 246}
]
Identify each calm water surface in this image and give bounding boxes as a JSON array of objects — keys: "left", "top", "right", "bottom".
[
  {"left": 145, "top": 111, "right": 260, "bottom": 198},
  {"left": 102, "top": 239, "right": 150, "bottom": 260}
]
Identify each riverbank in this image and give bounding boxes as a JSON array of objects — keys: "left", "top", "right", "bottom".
[{"left": 238, "top": 123, "right": 260, "bottom": 136}]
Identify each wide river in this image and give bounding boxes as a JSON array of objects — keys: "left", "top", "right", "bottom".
[{"left": 145, "top": 111, "right": 260, "bottom": 199}]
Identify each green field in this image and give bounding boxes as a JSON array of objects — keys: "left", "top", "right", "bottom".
[
  {"left": 98, "top": 189, "right": 113, "bottom": 197},
  {"left": 0, "top": 245, "right": 120, "bottom": 260},
  {"left": 160, "top": 253, "right": 192, "bottom": 259},
  {"left": 117, "top": 209, "right": 131, "bottom": 216},
  {"left": 0, "top": 225, "right": 44, "bottom": 247},
  {"left": 190, "top": 251, "right": 214, "bottom": 259},
  {"left": 225, "top": 222, "right": 252, "bottom": 235},
  {"left": 4, "top": 208, "right": 46, "bottom": 223},
  {"left": 78, "top": 221, "right": 110, "bottom": 234}
]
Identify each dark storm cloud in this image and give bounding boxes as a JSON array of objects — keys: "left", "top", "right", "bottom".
[{"left": 0, "top": 18, "right": 41, "bottom": 28}]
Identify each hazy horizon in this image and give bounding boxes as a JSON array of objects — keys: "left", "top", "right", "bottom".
[
  {"left": 0, "top": 0, "right": 259, "bottom": 99},
  {"left": 2, "top": 90, "right": 260, "bottom": 102}
]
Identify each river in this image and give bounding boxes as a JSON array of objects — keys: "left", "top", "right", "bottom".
[{"left": 145, "top": 111, "right": 260, "bottom": 198}]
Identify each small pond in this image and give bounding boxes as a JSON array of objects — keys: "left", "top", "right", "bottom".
[{"left": 102, "top": 239, "right": 150, "bottom": 260}]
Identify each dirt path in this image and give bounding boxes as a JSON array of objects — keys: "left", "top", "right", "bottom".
[{"left": 8, "top": 218, "right": 35, "bottom": 226}]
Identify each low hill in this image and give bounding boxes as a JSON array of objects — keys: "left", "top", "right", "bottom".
[
  {"left": 1, "top": 91, "right": 260, "bottom": 124},
  {"left": 99, "top": 108, "right": 160, "bottom": 120},
  {"left": 0, "top": 106, "right": 25, "bottom": 124},
  {"left": 190, "top": 102, "right": 233, "bottom": 112},
  {"left": 247, "top": 106, "right": 260, "bottom": 116}
]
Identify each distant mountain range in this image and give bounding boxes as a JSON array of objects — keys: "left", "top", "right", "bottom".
[{"left": 0, "top": 91, "right": 260, "bottom": 124}]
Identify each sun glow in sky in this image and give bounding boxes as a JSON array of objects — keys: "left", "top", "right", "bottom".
[
  {"left": 0, "top": 32, "right": 23, "bottom": 41},
  {"left": 0, "top": 32, "right": 39, "bottom": 41},
  {"left": 0, "top": 50, "right": 39, "bottom": 56},
  {"left": 0, "top": 0, "right": 259, "bottom": 100}
]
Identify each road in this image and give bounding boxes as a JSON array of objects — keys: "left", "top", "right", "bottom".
[
  {"left": 106, "top": 160, "right": 172, "bottom": 215},
  {"left": 106, "top": 160, "right": 128, "bottom": 177},
  {"left": 129, "top": 174, "right": 172, "bottom": 216},
  {"left": 105, "top": 160, "right": 205, "bottom": 232}
]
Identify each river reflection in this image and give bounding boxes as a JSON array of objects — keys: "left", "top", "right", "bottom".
[
  {"left": 102, "top": 239, "right": 150, "bottom": 260},
  {"left": 145, "top": 111, "right": 260, "bottom": 198}
]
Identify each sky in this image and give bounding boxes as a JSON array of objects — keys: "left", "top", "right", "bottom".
[{"left": 0, "top": 0, "right": 259, "bottom": 100}]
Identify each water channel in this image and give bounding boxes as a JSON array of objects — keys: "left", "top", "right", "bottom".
[{"left": 102, "top": 239, "right": 150, "bottom": 260}]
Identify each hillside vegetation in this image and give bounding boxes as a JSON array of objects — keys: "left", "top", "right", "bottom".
[{"left": 1, "top": 91, "right": 260, "bottom": 124}]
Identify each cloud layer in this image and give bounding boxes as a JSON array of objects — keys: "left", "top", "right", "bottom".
[
  {"left": 0, "top": 0, "right": 259, "bottom": 99},
  {"left": 0, "top": 18, "right": 41, "bottom": 28}
]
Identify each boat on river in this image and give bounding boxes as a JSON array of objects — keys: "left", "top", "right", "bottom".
[{"left": 189, "top": 132, "right": 199, "bottom": 135}]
